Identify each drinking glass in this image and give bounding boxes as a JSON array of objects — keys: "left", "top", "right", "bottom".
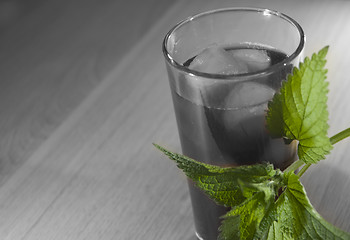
[{"left": 162, "top": 8, "right": 305, "bottom": 240}]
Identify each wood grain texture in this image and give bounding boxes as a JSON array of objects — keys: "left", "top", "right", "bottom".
[
  {"left": 0, "top": 0, "right": 175, "bottom": 184},
  {"left": 0, "top": 0, "right": 349, "bottom": 239}
]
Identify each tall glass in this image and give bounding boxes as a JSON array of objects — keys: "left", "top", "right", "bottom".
[{"left": 162, "top": 8, "right": 305, "bottom": 240}]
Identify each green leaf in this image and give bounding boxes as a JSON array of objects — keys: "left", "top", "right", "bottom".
[
  {"left": 154, "top": 143, "right": 350, "bottom": 239},
  {"left": 153, "top": 144, "right": 279, "bottom": 207},
  {"left": 266, "top": 46, "right": 333, "bottom": 164},
  {"left": 219, "top": 192, "right": 274, "bottom": 240},
  {"left": 218, "top": 215, "right": 240, "bottom": 240},
  {"left": 256, "top": 172, "right": 350, "bottom": 240}
]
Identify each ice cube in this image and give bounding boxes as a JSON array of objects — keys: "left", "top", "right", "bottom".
[
  {"left": 224, "top": 82, "right": 275, "bottom": 109},
  {"left": 189, "top": 45, "right": 249, "bottom": 74},
  {"left": 181, "top": 45, "right": 249, "bottom": 106},
  {"left": 222, "top": 82, "right": 275, "bottom": 145},
  {"left": 231, "top": 49, "right": 271, "bottom": 73}
]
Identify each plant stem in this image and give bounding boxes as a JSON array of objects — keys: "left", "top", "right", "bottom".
[
  {"left": 284, "top": 159, "right": 304, "bottom": 173},
  {"left": 330, "top": 127, "right": 350, "bottom": 145},
  {"left": 297, "top": 163, "right": 311, "bottom": 177}
]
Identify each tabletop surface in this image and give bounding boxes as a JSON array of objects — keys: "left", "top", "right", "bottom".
[{"left": 1, "top": 0, "right": 350, "bottom": 239}]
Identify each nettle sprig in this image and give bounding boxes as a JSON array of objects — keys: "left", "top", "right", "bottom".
[{"left": 155, "top": 46, "right": 350, "bottom": 239}]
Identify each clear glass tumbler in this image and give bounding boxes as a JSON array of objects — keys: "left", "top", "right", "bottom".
[{"left": 162, "top": 8, "right": 305, "bottom": 240}]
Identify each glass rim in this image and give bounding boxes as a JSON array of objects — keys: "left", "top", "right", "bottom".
[{"left": 162, "top": 7, "right": 305, "bottom": 80}]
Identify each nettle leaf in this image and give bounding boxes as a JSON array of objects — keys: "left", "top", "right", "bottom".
[
  {"left": 256, "top": 172, "right": 350, "bottom": 240},
  {"left": 266, "top": 46, "right": 332, "bottom": 164},
  {"left": 219, "top": 192, "right": 274, "bottom": 240},
  {"left": 154, "top": 144, "right": 278, "bottom": 207},
  {"left": 218, "top": 215, "right": 240, "bottom": 240},
  {"left": 154, "top": 144, "right": 350, "bottom": 240}
]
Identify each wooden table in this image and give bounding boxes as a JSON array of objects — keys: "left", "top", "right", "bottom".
[{"left": 0, "top": 0, "right": 349, "bottom": 239}]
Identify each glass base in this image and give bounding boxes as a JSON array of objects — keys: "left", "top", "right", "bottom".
[{"left": 195, "top": 232, "right": 204, "bottom": 240}]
